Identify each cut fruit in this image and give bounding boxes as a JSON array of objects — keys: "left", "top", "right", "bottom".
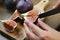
[
  {"left": 25, "top": 10, "right": 39, "bottom": 22},
  {"left": 10, "top": 10, "right": 39, "bottom": 23},
  {"left": 10, "top": 10, "right": 22, "bottom": 20},
  {"left": 3, "top": 20, "right": 17, "bottom": 32}
]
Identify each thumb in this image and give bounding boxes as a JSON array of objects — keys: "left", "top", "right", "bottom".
[
  {"left": 53, "top": 0, "right": 60, "bottom": 9},
  {"left": 38, "top": 18, "right": 54, "bottom": 31}
]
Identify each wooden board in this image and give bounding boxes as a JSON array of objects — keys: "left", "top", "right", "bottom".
[{"left": 0, "top": 21, "right": 26, "bottom": 40}]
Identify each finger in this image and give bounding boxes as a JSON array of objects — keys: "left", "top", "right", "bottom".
[
  {"left": 53, "top": 0, "right": 60, "bottom": 9},
  {"left": 38, "top": 18, "right": 54, "bottom": 31},
  {"left": 24, "top": 20, "right": 44, "bottom": 37},
  {"left": 24, "top": 23, "right": 39, "bottom": 40}
]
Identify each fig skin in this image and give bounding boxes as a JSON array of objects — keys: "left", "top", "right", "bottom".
[
  {"left": 16, "top": 0, "right": 33, "bottom": 13},
  {"left": 5, "top": 0, "right": 33, "bottom": 13}
]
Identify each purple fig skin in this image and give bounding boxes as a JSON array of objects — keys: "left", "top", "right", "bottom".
[
  {"left": 16, "top": 0, "right": 33, "bottom": 13},
  {"left": 26, "top": 1, "right": 33, "bottom": 11}
]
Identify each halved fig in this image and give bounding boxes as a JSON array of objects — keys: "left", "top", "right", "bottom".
[
  {"left": 3, "top": 20, "right": 17, "bottom": 32},
  {"left": 10, "top": 10, "right": 39, "bottom": 23},
  {"left": 10, "top": 10, "right": 22, "bottom": 20},
  {"left": 25, "top": 10, "right": 39, "bottom": 23}
]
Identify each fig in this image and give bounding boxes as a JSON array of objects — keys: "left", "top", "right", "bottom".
[
  {"left": 26, "top": 10, "right": 39, "bottom": 22},
  {"left": 3, "top": 20, "right": 17, "bottom": 32},
  {"left": 16, "top": 0, "right": 33, "bottom": 13},
  {"left": 21, "top": 10, "right": 39, "bottom": 23}
]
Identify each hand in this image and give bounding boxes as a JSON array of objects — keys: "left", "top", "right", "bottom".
[
  {"left": 24, "top": 18, "right": 60, "bottom": 40},
  {"left": 53, "top": 0, "right": 60, "bottom": 9}
]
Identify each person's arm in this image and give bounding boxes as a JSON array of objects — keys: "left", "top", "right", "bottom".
[{"left": 24, "top": 18, "right": 60, "bottom": 40}]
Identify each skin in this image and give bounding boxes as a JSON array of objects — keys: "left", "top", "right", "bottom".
[
  {"left": 53, "top": 0, "right": 60, "bottom": 9},
  {"left": 24, "top": 18, "right": 60, "bottom": 40},
  {"left": 24, "top": 0, "right": 60, "bottom": 40},
  {"left": 8, "top": 0, "right": 60, "bottom": 40}
]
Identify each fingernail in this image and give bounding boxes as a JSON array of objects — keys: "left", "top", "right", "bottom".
[
  {"left": 24, "top": 23, "right": 27, "bottom": 28},
  {"left": 24, "top": 19, "right": 28, "bottom": 22},
  {"left": 24, "top": 19, "right": 30, "bottom": 24},
  {"left": 38, "top": 18, "right": 43, "bottom": 21},
  {"left": 23, "top": 23, "right": 27, "bottom": 30},
  {"left": 24, "top": 20, "right": 29, "bottom": 27},
  {"left": 38, "top": 18, "right": 41, "bottom": 21},
  {"left": 23, "top": 23, "right": 26, "bottom": 27}
]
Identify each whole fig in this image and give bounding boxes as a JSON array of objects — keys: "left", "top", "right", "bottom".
[{"left": 16, "top": 0, "right": 33, "bottom": 13}]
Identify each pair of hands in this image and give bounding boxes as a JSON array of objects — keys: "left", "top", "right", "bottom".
[
  {"left": 24, "top": 18, "right": 60, "bottom": 40},
  {"left": 24, "top": 0, "right": 60, "bottom": 40}
]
